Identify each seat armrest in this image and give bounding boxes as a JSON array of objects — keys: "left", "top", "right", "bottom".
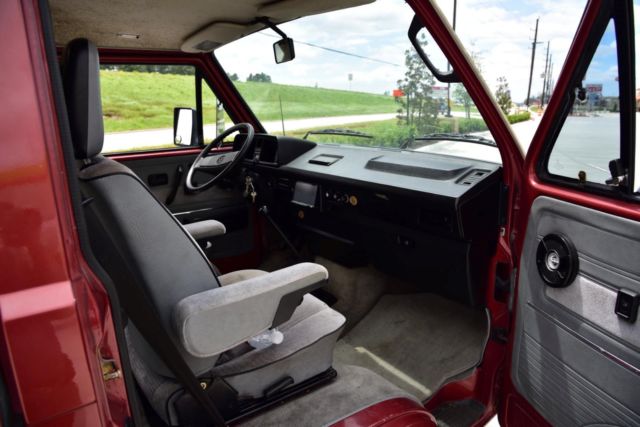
[
  {"left": 173, "top": 263, "right": 328, "bottom": 357},
  {"left": 183, "top": 219, "right": 226, "bottom": 240}
]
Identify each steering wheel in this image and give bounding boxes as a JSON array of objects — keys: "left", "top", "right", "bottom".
[{"left": 186, "top": 123, "right": 255, "bottom": 192}]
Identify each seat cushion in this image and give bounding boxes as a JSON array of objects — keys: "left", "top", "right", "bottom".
[
  {"left": 128, "top": 294, "right": 345, "bottom": 425},
  {"left": 211, "top": 294, "right": 345, "bottom": 399}
]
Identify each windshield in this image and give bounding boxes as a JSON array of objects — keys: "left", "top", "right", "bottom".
[{"left": 215, "top": 0, "right": 501, "bottom": 163}]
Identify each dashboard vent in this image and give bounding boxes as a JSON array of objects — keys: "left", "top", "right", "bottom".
[
  {"left": 457, "top": 169, "right": 489, "bottom": 186},
  {"left": 309, "top": 154, "right": 343, "bottom": 166}
]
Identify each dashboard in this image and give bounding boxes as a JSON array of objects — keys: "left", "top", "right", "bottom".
[{"left": 242, "top": 133, "right": 504, "bottom": 306}]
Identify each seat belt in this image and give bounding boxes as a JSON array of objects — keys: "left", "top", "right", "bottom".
[{"left": 118, "top": 277, "right": 228, "bottom": 427}]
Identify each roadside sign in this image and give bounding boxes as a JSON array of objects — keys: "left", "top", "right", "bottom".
[
  {"left": 585, "top": 83, "right": 602, "bottom": 94},
  {"left": 431, "top": 86, "right": 448, "bottom": 99}
]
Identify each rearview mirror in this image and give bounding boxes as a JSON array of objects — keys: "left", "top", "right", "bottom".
[
  {"left": 173, "top": 107, "right": 198, "bottom": 146},
  {"left": 274, "top": 38, "right": 295, "bottom": 64}
]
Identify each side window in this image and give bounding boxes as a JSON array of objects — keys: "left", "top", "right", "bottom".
[
  {"left": 202, "top": 80, "right": 228, "bottom": 144},
  {"left": 100, "top": 64, "right": 227, "bottom": 154},
  {"left": 546, "top": 20, "right": 620, "bottom": 185}
]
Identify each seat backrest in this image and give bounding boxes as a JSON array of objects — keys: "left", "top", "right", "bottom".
[{"left": 63, "top": 38, "right": 221, "bottom": 376}]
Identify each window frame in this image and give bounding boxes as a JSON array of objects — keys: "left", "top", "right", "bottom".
[{"left": 536, "top": 0, "right": 637, "bottom": 200}]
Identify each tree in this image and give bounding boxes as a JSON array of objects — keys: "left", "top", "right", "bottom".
[
  {"left": 495, "top": 76, "right": 512, "bottom": 115},
  {"left": 452, "top": 49, "right": 482, "bottom": 119},
  {"left": 453, "top": 84, "right": 473, "bottom": 119},
  {"left": 247, "top": 72, "right": 272, "bottom": 83},
  {"left": 227, "top": 72, "right": 239, "bottom": 81},
  {"left": 396, "top": 34, "right": 438, "bottom": 134}
]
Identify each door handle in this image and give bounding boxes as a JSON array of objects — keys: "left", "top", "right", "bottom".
[{"left": 165, "top": 165, "right": 184, "bottom": 205}]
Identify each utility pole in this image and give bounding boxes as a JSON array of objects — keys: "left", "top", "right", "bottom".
[
  {"left": 546, "top": 55, "right": 553, "bottom": 102},
  {"left": 547, "top": 59, "right": 554, "bottom": 101},
  {"left": 446, "top": 0, "right": 457, "bottom": 117},
  {"left": 541, "top": 41, "right": 550, "bottom": 106},
  {"left": 526, "top": 18, "right": 540, "bottom": 107}
]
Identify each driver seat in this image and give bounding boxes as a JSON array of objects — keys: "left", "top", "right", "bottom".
[{"left": 63, "top": 38, "right": 345, "bottom": 425}]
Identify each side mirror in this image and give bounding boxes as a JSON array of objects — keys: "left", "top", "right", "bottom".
[
  {"left": 173, "top": 107, "right": 198, "bottom": 146},
  {"left": 274, "top": 38, "right": 295, "bottom": 64}
]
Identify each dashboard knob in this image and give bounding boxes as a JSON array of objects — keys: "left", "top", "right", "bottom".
[{"left": 349, "top": 195, "right": 358, "bottom": 206}]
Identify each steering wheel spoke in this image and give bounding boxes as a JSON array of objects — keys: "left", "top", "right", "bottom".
[
  {"left": 196, "top": 151, "right": 239, "bottom": 172},
  {"left": 186, "top": 123, "right": 255, "bottom": 192}
]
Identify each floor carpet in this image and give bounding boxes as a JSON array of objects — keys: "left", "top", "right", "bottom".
[{"left": 334, "top": 293, "right": 488, "bottom": 401}]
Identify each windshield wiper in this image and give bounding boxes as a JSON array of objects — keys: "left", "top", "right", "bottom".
[
  {"left": 303, "top": 128, "right": 373, "bottom": 140},
  {"left": 411, "top": 133, "right": 496, "bottom": 148}
]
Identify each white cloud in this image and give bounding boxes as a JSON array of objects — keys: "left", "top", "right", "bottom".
[{"left": 216, "top": 0, "right": 637, "bottom": 104}]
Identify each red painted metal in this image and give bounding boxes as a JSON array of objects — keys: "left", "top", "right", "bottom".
[
  {"left": 109, "top": 145, "right": 232, "bottom": 161},
  {"left": 331, "top": 398, "right": 437, "bottom": 427},
  {"left": 0, "top": 0, "right": 130, "bottom": 424},
  {"left": 34, "top": 403, "right": 102, "bottom": 427},
  {"left": 0, "top": 283, "right": 96, "bottom": 424},
  {"left": 500, "top": 0, "right": 638, "bottom": 425},
  {"left": 406, "top": 1, "right": 522, "bottom": 422},
  {"left": 6, "top": 0, "right": 611, "bottom": 424},
  {"left": 110, "top": 147, "right": 203, "bottom": 161},
  {"left": 517, "top": 0, "right": 639, "bottom": 253}
]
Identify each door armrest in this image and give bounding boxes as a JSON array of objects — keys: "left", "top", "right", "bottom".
[{"left": 183, "top": 219, "right": 226, "bottom": 241}]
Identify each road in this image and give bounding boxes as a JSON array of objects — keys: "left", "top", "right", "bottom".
[
  {"left": 102, "top": 110, "right": 481, "bottom": 153},
  {"left": 103, "top": 113, "right": 398, "bottom": 153}
]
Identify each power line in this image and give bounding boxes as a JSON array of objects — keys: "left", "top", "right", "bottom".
[{"left": 258, "top": 32, "right": 401, "bottom": 67}]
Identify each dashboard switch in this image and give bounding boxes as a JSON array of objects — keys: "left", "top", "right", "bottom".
[{"left": 396, "top": 235, "right": 414, "bottom": 248}]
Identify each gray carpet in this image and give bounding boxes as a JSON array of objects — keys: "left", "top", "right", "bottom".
[
  {"left": 334, "top": 293, "right": 488, "bottom": 401},
  {"left": 241, "top": 364, "right": 418, "bottom": 427},
  {"left": 317, "top": 257, "right": 386, "bottom": 334}
]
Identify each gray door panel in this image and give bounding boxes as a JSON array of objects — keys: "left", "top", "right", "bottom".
[
  {"left": 118, "top": 154, "right": 254, "bottom": 258},
  {"left": 512, "top": 196, "right": 640, "bottom": 427}
]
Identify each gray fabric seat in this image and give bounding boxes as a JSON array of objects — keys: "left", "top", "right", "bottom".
[
  {"left": 62, "top": 38, "right": 345, "bottom": 425},
  {"left": 130, "top": 294, "right": 344, "bottom": 424}
]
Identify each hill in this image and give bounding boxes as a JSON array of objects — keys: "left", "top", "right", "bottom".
[{"left": 100, "top": 70, "right": 398, "bottom": 133}]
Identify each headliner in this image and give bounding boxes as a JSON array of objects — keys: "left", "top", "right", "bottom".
[{"left": 51, "top": 0, "right": 374, "bottom": 52}]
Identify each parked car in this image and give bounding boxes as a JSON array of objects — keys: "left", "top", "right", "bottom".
[{"left": 0, "top": 0, "right": 638, "bottom": 426}]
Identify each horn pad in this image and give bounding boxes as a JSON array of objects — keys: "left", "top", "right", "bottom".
[{"left": 536, "top": 234, "right": 579, "bottom": 288}]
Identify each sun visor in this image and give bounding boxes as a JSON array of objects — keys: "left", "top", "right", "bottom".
[
  {"left": 258, "top": 0, "right": 375, "bottom": 20},
  {"left": 181, "top": 22, "right": 261, "bottom": 53}
]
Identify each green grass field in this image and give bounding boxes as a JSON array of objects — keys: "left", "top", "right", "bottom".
[
  {"left": 282, "top": 116, "right": 489, "bottom": 147},
  {"left": 100, "top": 70, "right": 398, "bottom": 133}
]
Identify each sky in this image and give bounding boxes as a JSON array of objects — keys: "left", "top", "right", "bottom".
[{"left": 216, "top": 0, "right": 637, "bottom": 103}]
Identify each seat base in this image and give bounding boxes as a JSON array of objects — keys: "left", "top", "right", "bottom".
[
  {"left": 231, "top": 367, "right": 337, "bottom": 423},
  {"left": 129, "top": 294, "right": 345, "bottom": 425},
  {"left": 170, "top": 368, "right": 338, "bottom": 425},
  {"left": 241, "top": 364, "right": 424, "bottom": 426}
]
